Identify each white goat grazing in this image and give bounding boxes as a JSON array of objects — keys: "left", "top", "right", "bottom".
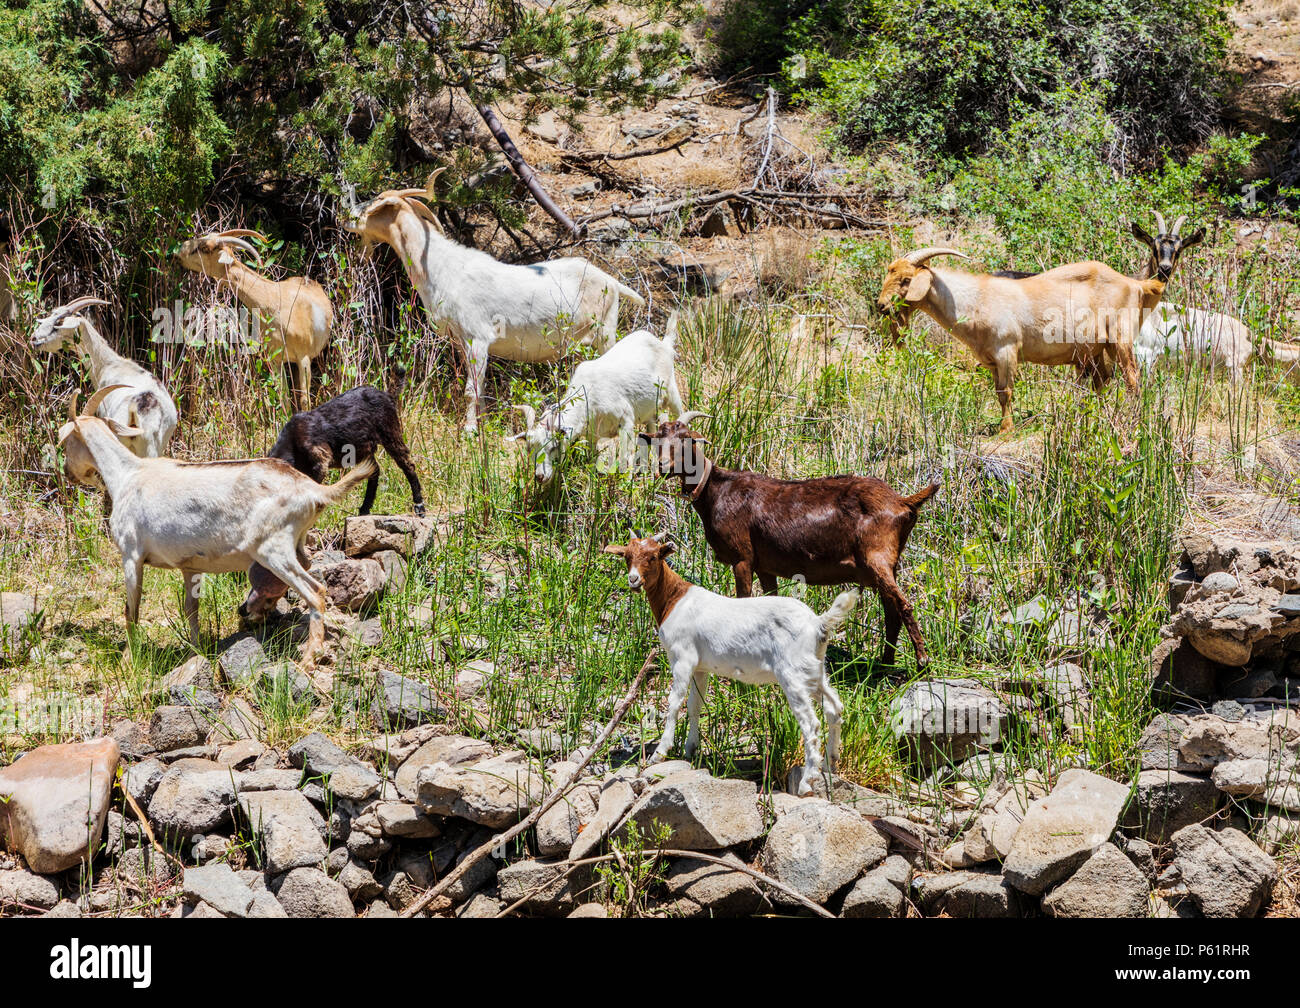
[
  {"left": 506, "top": 313, "right": 685, "bottom": 482},
  {"left": 1136, "top": 303, "right": 1300, "bottom": 383},
  {"left": 57, "top": 386, "right": 374, "bottom": 673},
  {"left": 32, "top": 297, "right": 178, "bottom": 458},
  {"left": 605, "top": 534, "right": 859, "bottom": 795},
  {"left": 343, "top": 174, "right": 645, "bottom": 433}
]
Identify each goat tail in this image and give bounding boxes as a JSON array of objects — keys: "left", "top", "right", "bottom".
[
  {"left": 386, "top": 359, "right": 410, "bottom": 398},
  {"left": 663, "top": 310, "right": 680, "bottom": 354},
  {"left": 816, "top": 588, "right": 860, "bottom": 657},
  {"left": 612, "top": 279, "right": 646, "bottom": 307},
  {"left": 902, "top": 481, "right": 941, "bottom": 511},
  {"left": 321, "top": 457, "right": 378, "bottom": 506}
]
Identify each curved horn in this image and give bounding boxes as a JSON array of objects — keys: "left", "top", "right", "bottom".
[
  {"left": 514, "top": 404, "right": 537, "bottom": 430},
  {"left": 676, "top": 410, "right": 711, "bottom": 426},
  {"left": 1153, "top": 211, "right": 1168, "bottom": 236},
  {"left": 217, "top": 228, "right": 266, "bottom": 242},
  {"left": 903, "top": 247, "right": 969, "bottom": 266},
  {"left": 83, "top": 383, "right": 131, "bottom": 418},
  {"left": 210, "top": 236, "right": 263, "bottom": 266},
  {"left": 51, "top": 296, "right": 110, "bottom": 322},
  {"left": 424, "top": 166, "right": 449, "bottom": 193},
  {"left": 66, "top": 391, "right": 79, "bottom": 423},
  {"left": 1171, "top": 215, "right": 1187, "bottom": 237}
]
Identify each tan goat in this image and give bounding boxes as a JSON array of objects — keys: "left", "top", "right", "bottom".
[
  {"left": 176, "top": 230, "right": 333, "bottom": 411},
  {"left": 877, "top": 247, "right": 1168, "bottom": 433}
]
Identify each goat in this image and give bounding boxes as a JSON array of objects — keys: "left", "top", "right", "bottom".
[
  {"left": 342, "top": 173, "right": 645, "bottom": 433},
  {"left": 877, "top": 243, "right": 1172, "bottom": 434},
  {"left": 641, "top": 415, "right": 938, "bottom": 668},
  {"left": 57, "top": 385, "right": 374, "bottom": 673},
  {"left": 32, "top": 297, "right": 178, "bottom": 458},
  {"left": 605, "top": 533, "right": 858, "bottom": 795},
  {"left": 268, "top": 385, "right": 424, "bottom": 516},
  {"left": 1136, "top": 302, "right": 1300, "bottom": 382},
  {"left": 506, "top": 313, "right": 684, "bottom": 483},
  {"left": 176, "top": 230, "right": 333, "bottom": 412}
]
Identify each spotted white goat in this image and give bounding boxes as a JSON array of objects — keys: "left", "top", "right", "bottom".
[
  {"left": 57, "top": 386, "right": 374, "bottom": 674},
  {"left": 605, "top": 534, "right": 858, "bottom": 795},
  {"left": 506, "top": 313, "right": 685, "bottom": 482},
  {"left": 1136, "top": 303, "right": 1300, "bottom": 383},
  {"left": 32, "top": 297, "right": 178, "bottom": 458}
]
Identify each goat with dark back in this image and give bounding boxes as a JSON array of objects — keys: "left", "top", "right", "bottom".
[
  {"left": 268, "top": 385, "right": 424, "bottom": 517},
  {"left": 642, "top": 413, "right": 938, "bottom": 667},
  {"left": 240, "top": 386, "right": 424, "bottom": 622}
]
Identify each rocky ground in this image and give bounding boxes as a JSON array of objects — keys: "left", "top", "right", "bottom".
[{"left": 1, "top": 520, "right": 1297, "bottom": 918}]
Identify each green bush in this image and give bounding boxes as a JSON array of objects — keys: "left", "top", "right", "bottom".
[{"left": 715, "top": 0, "right": 1233, "bottom": 163}]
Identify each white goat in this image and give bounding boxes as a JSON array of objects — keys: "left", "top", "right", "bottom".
[
  {"left": 57, "top": 386, "right": 374, "bottom": 673},
  {"left": 1136, "top": 303, "right": 1300, "bottom": 383},
  {"left": 342, "top": 174, "right": 646, "bottom": 433},
  {"left": 32, "top": 297, "right": 178, "bottom": 458},
  {"left": 506, "top": 313, "right": 685, "bottom": 482},
  {"left": 605, "top": 534, "right": 859, "bottom": 795}
]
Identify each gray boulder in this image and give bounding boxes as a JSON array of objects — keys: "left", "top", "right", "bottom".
[
  {"left": 393, "top": 735, "right": 492, "bottom": 801},
  {"left": 913, "top": 871, "right": 1022, "bottom": 917},
  {"left": 183, "top": 862, "right": 256, "bottom": 918},
  {"left": 416, "top": 752, "right": 545, "bottom": 829},
  {"left": 621, "top": 769, "right": 765, "bottom": 851},
  {"left": 496, "top": 858, "right": 577, "bottom": 916},
  {"left": 759, "top": 798, "right": 887, "bottom": 904},
  {"left": 1041, "top": 843, "right": 1150, "bottom": 918},
  {"left": 841, "top": 854, "right": 912, "bottom": 918},
  {"left": 238, "top": 790, "right": 328, "bottom": 874},
  {"left": 0, "top": 868, "right": 61, "bottom": 911},
  {"left": 269, "top": 867, "right": 356, "bottom": 918},
  {"left": 891, "top": 679, "right": 1009, "bottom": 767},
  {"left": 1124, "top": 768, "right": 1219, "bottom": 844},
  {"left": 1167, "top": 824, "right": 1276, "bottom": 918},
  {"left": 663, "top": 852, "right": 770, "bottom": 917}
]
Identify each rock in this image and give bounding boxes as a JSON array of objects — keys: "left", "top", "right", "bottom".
[
  {"left": 890, "top": 679, "right": 1009, "bottom": 767},
  {"left": 216, "top": 634, "right": 270, "bottom": 687},
  {"left": 841, "top": 854, "right": 911, "bottom": 918},
  {"left": 207, "top": 697, "right": 264, "bottom": 745},
  {"left": 336, "top": 857, "right": 383, "bottom": 902},
  {"left": 568, "top": 902, "right": 608, "bottom": 918},
  {"left": 1212, "top": 758, "right": 1300, "bottom": 810},
  {"left": 261, "top": 661, "right": 314, "bottom": 704},
  {"left": 496, "top": 858, "right": 577, "bottom": 916},
  {"left": 1042, "top": 662, "right": 1091, "bottom": 727},
  {"left": 1178, "top": 709, "right": 1300, "bottom": 770},
  {"left": 1041, "top": 843, "right": 1150, "bottom": 918},
  {"left": 375, "top": 801, "right": 440, "bottom": 839},
  {"left": 394, "top": 735, "right": 492, "bottom": 800},
  {"left": 622, "top": 770, "right": 765, "bottom": 851},
  {"left": 344, "top": 514, "right": 437, "bottom": 559},
  {"left": 1115, "top": 834, "right": 1158, "bottom": 884},
  {"left": 0, "top": 738, "right": 120, "bottom": 874},
  {"left": 1002, "top": 769, "right": 1129, "bottom": 895},
  {"left": 416, "top": 752, "right": 545, "bottom": 829},
  {"left": 963, "top": 773, "right": 1047, "bottom": 863},
  {"left": 371, "top": 552, "right": 407, "bottom": 594},
  {"left": 456, "top": 892, "right": 505, "bottom": 918},
  {"left": 1124, "top": 769, "right": 1220, "bottom": 844},
  {"left": 116, "top": 846, "right": 173, "bottom": 888},
  {"left": 147, "top": 759, "right": 238, "bottom": 837},
  {"left": 663, "top": 852, "right": 769, "bottom": 917},
  {"left": 269, "top": 867, "right": 355, "bottom": 918},
  {"left": 1258, "top": 813, "right": 1300, "bottom": 854},
  {"left": 0, "top": 592, "right": 39, "bottom": 662},
  {"left": 248, "top": 891, "right": 288, "bottom": 918},
  {"left": 913, "top": 871, "right": 1022, "bottom": 918},
  {"left": 1168, "top": 825, "right": 1276, "bottom": 918},
  {"left": 536, "top": 780, "right": 599, "bottom": 856},
  {"left": 157, "top": 656, "right": 215, "bottom": 704},
  {"left": 289, "top": 732, "right": 383, "bottom": 800},
  {"left": 316, "top": 556, "right": 386, "bottom": 611},
  {"left": 217, "top": 739, "right": 264, "bottom": 769},
  {"left": 121, "top": 758, "right": 166, "bottom": 807},
  {"left": 238, "top": 790, "right": 328, "bottom": 874},
  {"left": 759, "top": 798, "right": 888, "bottom": 904},
  {"left": 1150, "top": 637, "right": 1222, "bottom": 701},
  {"left": 182, "top": 862, "right": 256, "bottom": 918},
  {"left": 0, "top": 868, "right": 60, "bottom": 911},
  {"left": 149, "top": 704, "right": 213, "bottom": 752},
  {"left": 42, "top": 900, "right": 82, "bottom": 918},
  {"left": 570, "top": 772, "right": 640, "bottom": 861},
  {"left": 1138, "top": 713, "right": 1196, "bottom": 771},
  {"left": 374, "top": 670, "right": 446, "bottom": 729}
]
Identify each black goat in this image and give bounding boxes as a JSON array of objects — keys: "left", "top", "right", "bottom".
[{"left": 268, "top": 386, "right": 424, "bottom": 516}]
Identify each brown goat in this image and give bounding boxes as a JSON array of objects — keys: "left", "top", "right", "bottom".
[{"left": 641, "top": 415, "right": 939, "bottom": 667}]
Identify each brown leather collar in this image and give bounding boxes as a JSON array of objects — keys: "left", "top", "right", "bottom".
[{"left": 684, "top": 457, "right": 713, "bottom": 501}]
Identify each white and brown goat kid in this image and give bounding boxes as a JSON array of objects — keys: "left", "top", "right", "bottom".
[
  {"left": 605, "top": 535, "right": 858, "bottom": 795},
  {"left": 57, "top": 386, "right": 374, "bottom": 674}
]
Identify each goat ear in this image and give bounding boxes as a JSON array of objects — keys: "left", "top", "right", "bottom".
[
  {"left": 636, "top": 431, "right": 653, "bottom": 445},
  {"left": 602, "top": 544, "right": 627, "bottom": 556},
  {"left": 657, "top": 541, "right": 676, "bottom": 558},
  {"left": 903, "top": 269, "right": 931, "bottom": 303},
  {"left": 103, "top": 418, "right": 144, "bottom": 438},
  {"left": 1131, "top": 222, "right": 1156, "bottom": 248},
  {"left": 1180, "top": 228, "right": 1206, "bottom": 250},
  {"left": 687, "top": 432, "right": 708, "bottom": 443}
]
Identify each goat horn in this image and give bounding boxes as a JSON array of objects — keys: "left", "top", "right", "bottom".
[
  {"left": 903, "top": 247, "right": 969, "bottom": 265},
  {"left": 66, "top": 391, "right": 79, "bottom": 423},
  {"left": 217, "top": 229, "right": 266, "bottom": 242},
  {"left": 514, "top": 404, "right": 537, "bottom": 430},
  {"left": 211, "top": 236, "right": 264, "bottom": 266},
  {"left": 1153, "top": 211, "right": 1168, "bottom": 236},
  {"left": 1171, "top": 215, "right": 1187, "bottom": 237},
  {"left": 676, "top": 410, "right": 711, "bottom": 425},
  {"left": 83, "top": 383, "right": 131, "bottom": 418},
  {"left": 50, "top": 296, "right": 110, "bottom": 321},
  {"left": 424, "top": 167, "right": 449, "bottom": 194}
]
